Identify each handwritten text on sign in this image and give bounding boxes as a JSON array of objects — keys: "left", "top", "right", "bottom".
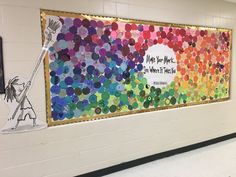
[{"left": 143, "top": 44, "right": 177, "bottom": 88}]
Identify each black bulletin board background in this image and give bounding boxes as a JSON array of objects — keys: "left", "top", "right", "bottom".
[{"left": 0, "top": 36, "right": 5, "bottom": 94}]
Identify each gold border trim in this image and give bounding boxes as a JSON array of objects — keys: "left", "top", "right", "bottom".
[{"left": 40, "top": 9, "right": 232, "bottom": 127}]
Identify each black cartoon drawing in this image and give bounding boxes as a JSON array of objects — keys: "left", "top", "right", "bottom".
[
  {"left": 1, "top": 17, "right": 62, "bottom": 133},
  {"left": 4, "top": 77, "right": 36, "bottom": 129},
  {"left": 0, "top": 36, "right": 5, "bottom": 94}
]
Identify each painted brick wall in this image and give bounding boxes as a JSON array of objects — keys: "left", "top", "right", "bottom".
[{"left": 0, "top": 0, "right": 235, "bottom": 176}]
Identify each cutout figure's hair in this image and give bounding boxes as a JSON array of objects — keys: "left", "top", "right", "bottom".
[{"left": 4, "top": 76, "right": 19, "bottom": 102}]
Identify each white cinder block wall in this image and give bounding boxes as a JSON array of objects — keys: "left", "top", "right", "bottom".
[{"left": 0, "top": 0, "right": 235, "bottom": 176}]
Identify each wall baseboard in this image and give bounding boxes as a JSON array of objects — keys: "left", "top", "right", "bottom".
[{"left": 76, "top": 132, "right": 236, "bottom": 177}]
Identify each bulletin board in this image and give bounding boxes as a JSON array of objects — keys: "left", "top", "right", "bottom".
[{"left": 40, "top": 9, "right": 232, "bottom": 126}]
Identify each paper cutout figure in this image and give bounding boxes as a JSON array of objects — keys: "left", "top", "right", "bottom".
[
  {"left": 5, "top": 77, "right": 36, "bottom": 129},
  {"left": 1, "top": 16, "right": 62, "bottom": 133},
  {"left": 1, "top": 76, "right": 46, "bottom": 133}
]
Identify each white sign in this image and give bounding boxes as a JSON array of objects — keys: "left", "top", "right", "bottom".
[{"left": 143, "top": 44, "right": 177, "bottom": 88}]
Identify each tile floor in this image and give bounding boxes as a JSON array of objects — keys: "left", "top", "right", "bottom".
[{"left": 105, "top": 138, "right": 236, "bottom": 177}]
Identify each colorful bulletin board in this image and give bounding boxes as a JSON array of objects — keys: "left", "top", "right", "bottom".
[{"left": 41, "top": 9, "right": 232, "bottom": 126}]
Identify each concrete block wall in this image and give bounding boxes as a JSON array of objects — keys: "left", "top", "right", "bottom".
[{"left": 0, "top": 0, "right": 235, "bottom": 176}]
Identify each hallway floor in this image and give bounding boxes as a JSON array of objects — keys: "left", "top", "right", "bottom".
[{"left": 105, "top": 138, "right": 236, "bottom": 177}]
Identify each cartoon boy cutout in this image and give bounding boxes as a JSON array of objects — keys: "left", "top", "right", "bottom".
[{"left": 4, "top": 76, "right": 36, "bottom": 129}]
